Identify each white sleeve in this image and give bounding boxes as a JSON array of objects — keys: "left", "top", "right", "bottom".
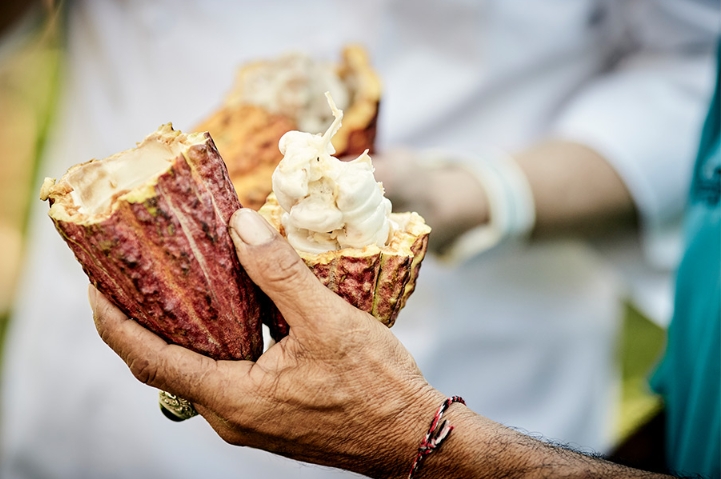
[{"left": 551, "top": 0, "right": 719, "bottom": 269}]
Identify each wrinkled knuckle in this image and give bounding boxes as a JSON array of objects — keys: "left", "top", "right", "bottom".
[
  {"left": 96, "top": 323, "right": 112, "bottom": 346},
  {"left": 93, "top": 302, "right": 122, "bottom": 338},
  {"left": 92, "top": 307, "right": 106, "bottom": 333},
  {"left": 265, "top": 248, "right": 307, "bottom": 288},
  {"left": 128, "top": 356, "right": 158, "bottom": 386}
]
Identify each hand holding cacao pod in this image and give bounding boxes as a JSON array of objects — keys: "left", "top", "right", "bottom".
[
  {"left": 41, "top": 59, "right": 430, "bottom": 427},
  {"left": 41, "top": 95, "right": 429, "bottom": 364},
  {"left": 90, "top": 209, "right": 444, "bottom": 477}
]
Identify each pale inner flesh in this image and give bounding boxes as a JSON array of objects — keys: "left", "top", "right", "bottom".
[
  {"left": 45, "top": 127, "right": 205, "bottom": 223},
  {"left": 67, "top": 141, "right": 181, "bottom": 217},
  {"left": 237, "top": 53, "right": 351, "bottom": 135},
  {"left": 271, "top": 93, "right": 395, "bottom": 254}
]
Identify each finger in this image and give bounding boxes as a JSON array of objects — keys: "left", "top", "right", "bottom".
[
  {"left": 193, "top": 403, "right": 248, "bottom": 445},
  {"left": 88, "top": 284, "right": 237, "bottom": 405},
  {"left": 228, "top": 208, "right": 354, "bottom": 334}
]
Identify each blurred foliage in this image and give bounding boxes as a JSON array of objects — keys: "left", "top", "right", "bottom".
[
  {"left": 614, "top": 303, "right": 666, "bottom": 444},
  {"left": 0, "top": 4, "right": 63, "bottom": 334}
]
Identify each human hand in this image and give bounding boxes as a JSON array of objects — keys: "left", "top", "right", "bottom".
[
  {"left": 90, "top": 208, "right": 444, "bottom": 478},
  {"left": 371, "top": 149, "right": 489, "bottom": 253}
]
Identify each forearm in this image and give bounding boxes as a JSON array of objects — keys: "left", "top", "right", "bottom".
[
  {"left": 401, "top": 404, "right": 671, "bottom": 479},
  {"left": 514, "top": 139, "right": 638, "bottom": 239},
  {"left": 430, "top": 140, "right": 638, "bottom": 252},
  {"left": 376, "top": 140, "right": 638, "bottom": 254}
]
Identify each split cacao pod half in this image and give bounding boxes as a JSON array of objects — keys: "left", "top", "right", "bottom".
[
  {"left": 258, "top": 193, "right": 431, "bottom": 341},
  {"left": 40, "top": 124, "right": 265, "bottom": 361},
  {"left": 194, "top": 45, "right": 381, "bottom": 211}
]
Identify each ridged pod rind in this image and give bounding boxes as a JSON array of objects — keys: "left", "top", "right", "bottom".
[
  {"left": 193, "top": 104, "right": 295, "bottom": 211},
  {"left": 258, "top": 194, "right": 430, "bottom": 340},
  {"left": 42, "top": 125, "right": 265, "bottom": 361}
]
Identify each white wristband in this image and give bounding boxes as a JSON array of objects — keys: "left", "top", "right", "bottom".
[{"left": 439, "top": 147, "right": 536, "bottom": 264}]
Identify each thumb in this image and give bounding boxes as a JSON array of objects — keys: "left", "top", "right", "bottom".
[{"left": 228, "top": 208, "right": 350, "bottom": 333}]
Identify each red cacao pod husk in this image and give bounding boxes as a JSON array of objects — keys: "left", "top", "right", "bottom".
[
  {"left": 258, "top": 193, "right": 430, "bottom": 341},
  {"left": 40, "top": 124, "right": 265, "bottom": 361}
]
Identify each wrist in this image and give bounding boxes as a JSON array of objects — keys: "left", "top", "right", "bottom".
[
  {"left": 363, "top": 392, "right": 490, "bottom": 479},
  {"left": 409, "top": 404, "right": 488, "bottom": 479},
  {"left": 435, "top": 148, "right": 536, "bottom": 264},
  {"left": 428, "top": 165, "right": 490, "bottom": 252},
  {"left": 361, "top": 384, "right": 446, "bottom": 479}
]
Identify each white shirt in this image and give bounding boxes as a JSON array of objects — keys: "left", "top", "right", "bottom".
[{"left": 1, "top": 1, "right": 717, "bottom": 478}]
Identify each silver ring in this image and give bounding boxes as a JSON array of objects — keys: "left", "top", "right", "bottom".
[{"left": 158, "top": 390, "right": 198, "bottom": 422}]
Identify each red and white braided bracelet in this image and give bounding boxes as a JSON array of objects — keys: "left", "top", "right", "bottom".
[{"left": 407, "top": 396, "right": 466, "bottom": 478}]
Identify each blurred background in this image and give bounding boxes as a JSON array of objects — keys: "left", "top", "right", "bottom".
[
  {"left": 0, "top": 1, "right": 60, "bottom": 363},
  {"left": 0, "top": 0, "right": 718, "bottom": 477}
]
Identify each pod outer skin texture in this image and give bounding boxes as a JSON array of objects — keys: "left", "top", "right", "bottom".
[
  {"left": 258, "top": 195, "right": 430, "bottom": 341},
  {"left": 47, "top": 133, "right": 266, "bottom": 361}
]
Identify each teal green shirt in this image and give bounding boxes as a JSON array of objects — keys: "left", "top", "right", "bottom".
[{"left": 650, "top": 45, "right": 721, "bottom": 479}]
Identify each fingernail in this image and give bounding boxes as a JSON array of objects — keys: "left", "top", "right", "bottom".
[{"left": 230, "top": 209, "right": 275, "bottom": 245}]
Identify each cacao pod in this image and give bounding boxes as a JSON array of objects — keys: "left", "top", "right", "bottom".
[
  {"left": 40, "top": 124, "right": 265, "bottom": 361},
  {"left": 194, "top": 45, "right": 380, "bottom": 211},
  {"left": 258, "top": 193, "right": 430, "bottom": 341}
]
